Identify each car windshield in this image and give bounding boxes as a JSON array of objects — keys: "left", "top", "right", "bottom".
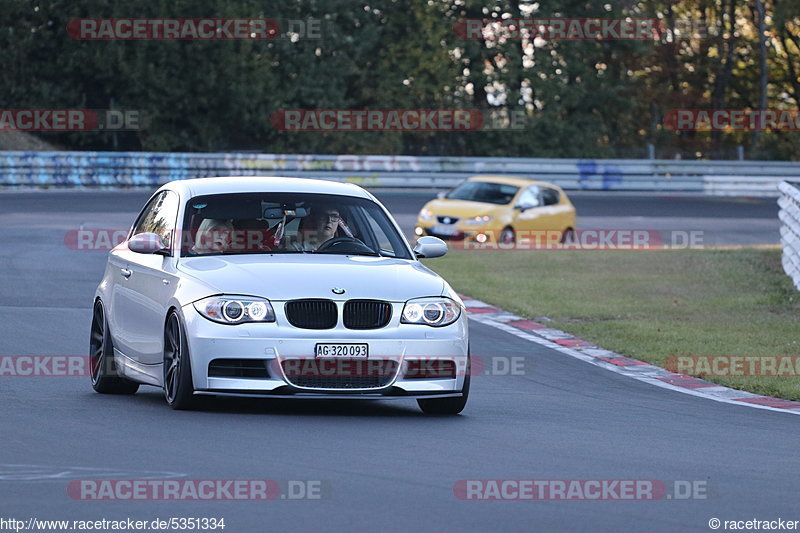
[
  {"left": 181, "top": 192, "right": 412, "bottom": 259},
  {"left": 445, "top": 181, "right": 519, "bottom": 205}
]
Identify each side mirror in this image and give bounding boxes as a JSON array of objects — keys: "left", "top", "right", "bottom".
[
  {"left": 436, "top": 191, "right": 446, "bottom": 199},
  {"left": 128, "top": 232, "right": 169, "bottom": 255},
  {"left": 515, "top": 203, "right": 536, "bottom": 212},
  {"left": 414, "top": 236, "right": 448, "bottom": 259}
]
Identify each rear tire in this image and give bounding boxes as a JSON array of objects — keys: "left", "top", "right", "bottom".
[
  {"left": 417, "top": 355, "right": 470, "bottom": 415},
  {"left": 163, "top": 311, "right": 199, "bottom": 410},
  {"left": 90, "top": 300, "right": 139, "bottom": 395}
]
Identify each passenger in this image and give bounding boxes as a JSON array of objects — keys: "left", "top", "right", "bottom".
[{"left": 192, "top": 218, "right": 234, "bottom": 254}]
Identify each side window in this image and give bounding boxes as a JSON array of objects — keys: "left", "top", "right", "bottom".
[
  {"left": 131, "top": 191, "right": 179, "bottom": 249},
  {"left": 542, "top": 187, "right": 560, "bottom": 206},
  {"left": 517, "top": 186, "right": 541, "bottom": 208},
  {"left": 131, "top": 193, "right": 162, "bottom": 237}
]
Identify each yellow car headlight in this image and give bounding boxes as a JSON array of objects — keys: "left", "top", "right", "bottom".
[{"left": 464, "top": 215, "right": 494, "bottom": 226}]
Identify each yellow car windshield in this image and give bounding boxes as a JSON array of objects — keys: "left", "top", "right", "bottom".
[{"left": 446, "top": 182, "right": 519, "bottom": 205}]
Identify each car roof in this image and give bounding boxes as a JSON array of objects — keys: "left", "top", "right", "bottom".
[
  {"left": 158, "top": 176, "right": 374, "bottom": 200},
  {"left": 466, "top": 175, "right": 560, "bottom": 188}
]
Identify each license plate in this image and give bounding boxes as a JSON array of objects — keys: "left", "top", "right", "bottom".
[
  {"left": 315, "top": 343, "right": 368, "bottom": 358},
  {"left": 433, "top": 224, "right": 459, "bottom": 236}
]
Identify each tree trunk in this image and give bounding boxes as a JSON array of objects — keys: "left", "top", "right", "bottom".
[
  {"left": 711, "top": 0, "right": 738, "bottom": 157},
  {"left": 751, "top": 0, "right": 769, "bottom": 155}
]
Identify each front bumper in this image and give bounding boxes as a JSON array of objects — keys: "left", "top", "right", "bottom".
[
  {"left": 415, "top": 220, "right": 499, "bottom": 242},
  {"left": 180, "top": 301, "right": 469, "bottom": 399}
]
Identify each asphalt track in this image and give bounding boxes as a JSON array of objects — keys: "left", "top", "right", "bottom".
[
  {"left": 0, "top": 190, "right": 797, "bottom": 533},
  {"left": 0, "top": 188, "right": 783, "bottom": 245}
]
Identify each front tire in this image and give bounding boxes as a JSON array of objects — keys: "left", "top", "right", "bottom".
[
  {"left": 90, "top": 300, "right": 139, "bottom": 395},
  {"left": 163, "top": 311, "right": 198, "bottom": 410},
  {"left": 417, "top": 355, "right": 470, "bottom": 415},
  {"left": 561, "top": 227, "right": 576, "bottom": 244},
  {"left": 499, "top": 226, "right": 515, "bottom": 245}
]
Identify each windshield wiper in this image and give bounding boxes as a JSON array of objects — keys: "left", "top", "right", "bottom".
[
  {"left": 218, "top": 250, "right": 269, "bottom": 255},
  {"left": 315, "top": 250, "right": 381, "bottom": 257}
]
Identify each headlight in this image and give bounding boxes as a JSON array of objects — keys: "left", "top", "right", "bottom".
[
  {"left": 419, "top": 208, "right": 434, "bottom": 221},
  {"left": 401, "top": 297, "right": 461, "bottom": 327},
  {"left": 464, "top": 215, "right": 493, "bottom": 225},
  {"left": 193, "top": 295, "right": 275, "bottom": 324}
]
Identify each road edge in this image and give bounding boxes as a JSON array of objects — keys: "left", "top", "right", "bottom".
[{"left": 462, "top": 294, "right": 800, "bottom": 416}]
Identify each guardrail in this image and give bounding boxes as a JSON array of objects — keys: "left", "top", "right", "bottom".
[
  {"left": 779, "top": 181, "right": 800, "bottom": 290},
  {"left": 0, "top": 151, "right": 798, "bottom": 194}
]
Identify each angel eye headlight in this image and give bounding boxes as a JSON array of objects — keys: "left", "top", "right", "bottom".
[
  {"left": 404, "top": 303, "right": 423, "bottom": 322},
  {"left": 194, "top": 296, "right": 275, "bottom": 324},
  {"left": 401, "top": 297, "right": 461, "bottom": 327},
  {"left": 222, "top": 301, "right": 244, "bottom": 322},
  {"left": 247, "top": 301, "right": 269, "bottom": 321},
  {"left": 423, "top": 303, "right": 443, "bottom": 324}
]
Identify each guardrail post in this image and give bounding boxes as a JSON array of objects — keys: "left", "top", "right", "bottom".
[{"left": 779, "top": 181, "right": 800, "bottom": 290}]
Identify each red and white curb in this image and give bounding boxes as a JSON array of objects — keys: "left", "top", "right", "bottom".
[{"left": 461, "top": 295, "right": 800, "bottom": 416}]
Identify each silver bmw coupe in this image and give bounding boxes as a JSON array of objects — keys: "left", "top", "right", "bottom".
[{"left": 91, "top": 177, "right": 470, "bottom": 414}]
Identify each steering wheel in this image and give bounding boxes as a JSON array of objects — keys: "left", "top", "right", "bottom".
[{"left": 314, "top": 236, "right": 363, "bottom": 252}]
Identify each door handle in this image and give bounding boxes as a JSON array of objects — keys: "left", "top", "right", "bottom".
[{"left": 120, "top": 268, "right": 132, "bottom": 279}]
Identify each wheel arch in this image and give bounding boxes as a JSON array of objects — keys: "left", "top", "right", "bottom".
[{"left": 163, "top": 303, "right": 204, "bottom": 393}]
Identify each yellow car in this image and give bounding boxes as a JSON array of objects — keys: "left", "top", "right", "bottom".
[{"left": 415, "top": 176, "right": 576, "bottom": 244}]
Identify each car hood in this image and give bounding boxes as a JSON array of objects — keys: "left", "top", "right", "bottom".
[
  {"left": 177, "top": 254, "right": 445, "bottom": 302},
  {"left": 423, "top": 199, "right": 504, "bottom": 218}
]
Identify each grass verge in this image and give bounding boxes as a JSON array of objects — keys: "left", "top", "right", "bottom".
[{"left": 423, "top": 248, "right": 800, "bottom": 401}]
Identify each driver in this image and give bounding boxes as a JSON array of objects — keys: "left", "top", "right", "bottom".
[{"left": 288, "top": 205, "right": 341, "bottom": 251}]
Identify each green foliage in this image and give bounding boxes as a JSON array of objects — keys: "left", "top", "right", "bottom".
[{"left": 0, "top": 0, "right": 798, "bottom": 158}]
